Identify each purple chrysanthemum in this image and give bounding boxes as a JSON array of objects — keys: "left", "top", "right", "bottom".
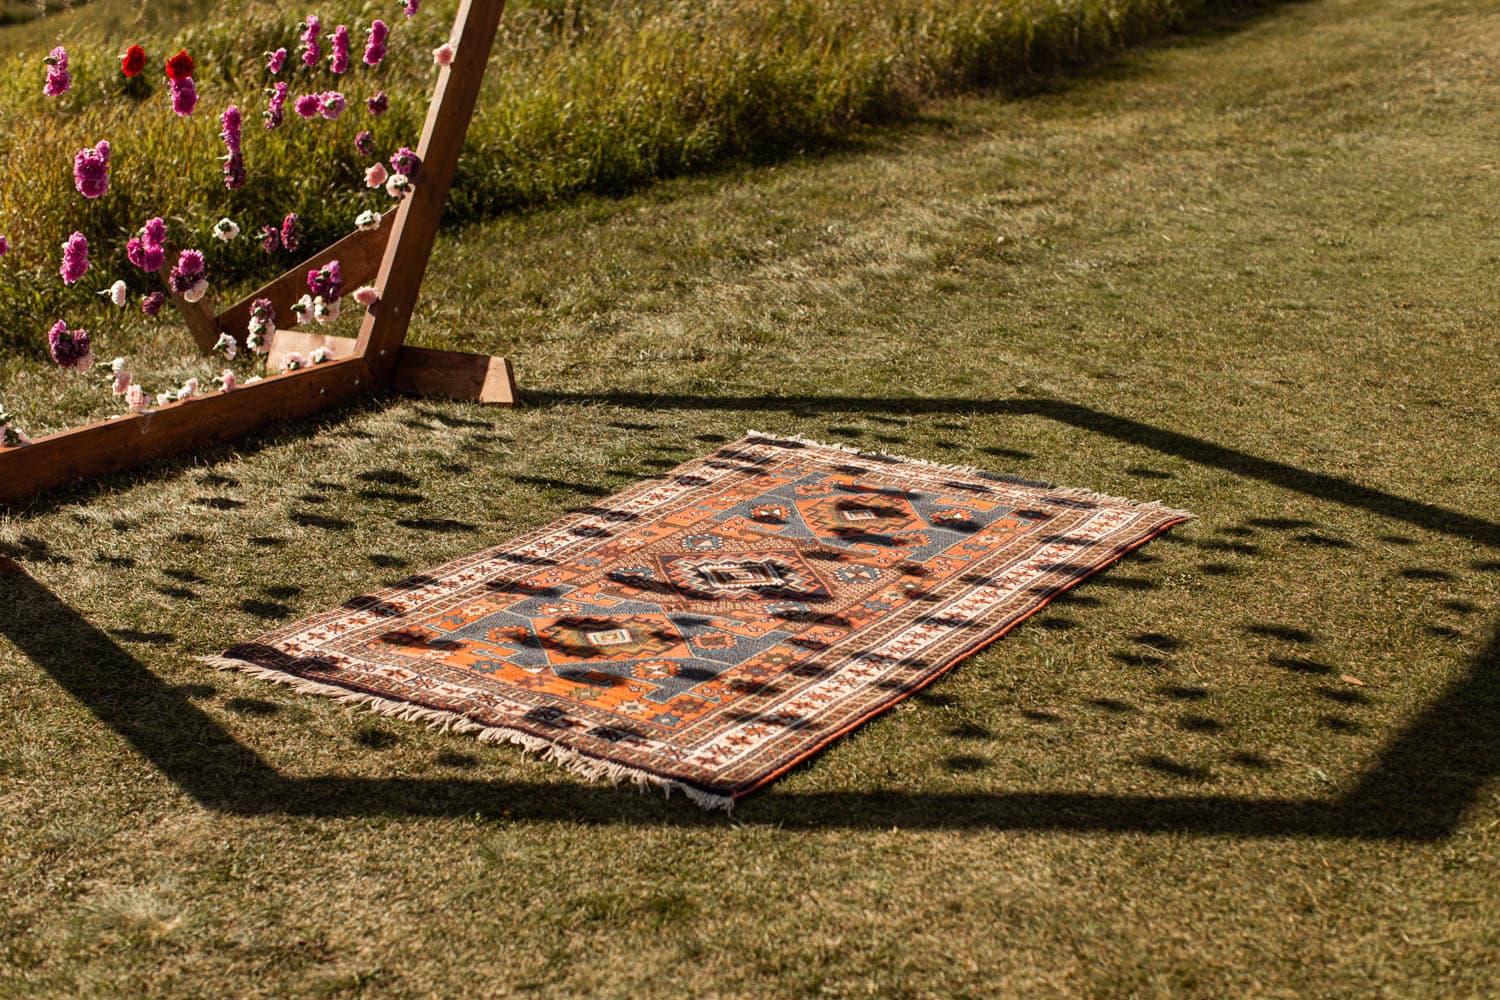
[
  {"left": 293, "top": 93, "right": 321, "bottom": 118},
  {"left": 48, "top": 321, "right": 91, "bottom": 368},
  {"left": 125, "top": 237, "right": 165, "bottom": 273},
  {"left": 44, "top": 46, "right": 71, "bottom": 97},
  {"left": 265, "top": 81, "right": 289, "bottom": 130},
  {"left": 281, "top": 213, "right": 300, "bottom": 253},
  {"left": 300, "top": 14, "right": 322, "bottom": 69},
  {"left": 73, "top": 141, "right": 110, "bottom": 199},
  {"left": 170, "top": 76, "right": 198, "bottom": 116},
  {"left": 364, "top": 20, "right": 389, "bottom": 67},
  {"left": 168, "top": 249, "right": 207, "bottom": 300},
  {"left": 366, "top": 90, "right": 388, "bottom": 116},
  {"left": 142, "top": 217, "right": 167, "bottom": 246},
  {"left": 267, "top": 47, "right": 287, "bottom": 75},
  {"left": 354, "top": 130, "right": 376, "bottom": 158},
  {"left": 141, "top": 291, "right": 166, "bottom": 316},
  {"left": 389, "top": 146, "right": 421, "bottom": 180},
  {"left": 59, "top": 232, "right": 89, "bottom": 285},
  {"left": 330, "top": 24, "right": 350, "bottom": 74}
]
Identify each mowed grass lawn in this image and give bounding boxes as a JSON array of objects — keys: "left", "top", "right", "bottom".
[{"left": 3, "top": 0, "right": 1498, "bottom": 995}]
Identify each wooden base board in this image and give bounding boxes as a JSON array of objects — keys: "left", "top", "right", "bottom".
[{"left": 266, "top": 330, "right": 517, "bottom": 404}]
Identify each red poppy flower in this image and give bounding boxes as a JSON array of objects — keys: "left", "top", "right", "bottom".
[
  {"left": 121, "top": 45, "right": 146, "bottom": 77},
  {"left": 164, "top": 49, "right": 194, "bottom": 81}
]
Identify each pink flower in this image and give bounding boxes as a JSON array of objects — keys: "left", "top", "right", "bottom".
[
  {"left": 48, "top": 320, "right": 91, "bottom": 368},
  {"left": 366, "top": 90, "right": 388, "bottom": 116},
  {"left": 355, "top": 130, "right": 375, "bottom": 157},
  {"left": 307, "top": 259, "right": 342, "bottom": 302},
  {"left": 0, "top": 236, "right": 8, "bottom": 256},
  {"left": 142, "top": 217, "right": 167, "bottom": 246},
  {"left": 299, "top": 15, "right": 322, "bottom": 69},
  {"left": 282, "top": 351, "right": 308, "bottom": 371},
  {"left": 112, "top": 367, "right": 132, "bottom": 395},
  {"left": 220, "top": 106, "right": 245, "bottom": 189},
  {"left": 330, "top": 24, "right": 350, "bottom": 74},
  {"left": 293, "top": 93, "right": 321, "bottom": 119},
  {"left": 106, "top": 279, "right": 128, "bottom": 306},
  {"left": 364, "top": 162, "right": 388, "bottom": 188},
  {"left": 259, "top": 225, "right": 280, "bottom": 253},
  {"left": 353, "top": 285, "right": 380, "bottom": 307},
  {"left": 218, "top": 369, "right": 237, "bottom": 392},
  {"left": 140, "top": 291, "right": 166, "bottom": 316},
  {"left": 364, "top": 20, "right": 389, "bottom": 67},
  {"left": 264, "top": 82, "right": 289, "bottom": 129},
  {"left": 385, "top": 172, "right": 411, "bottom": 199},
  {"left": 127, "top": 238, "right": 165, "bottom": 273},
  {"left": 168, "top": 249, "right": 207, "bottom": 300},
  {"left": 73, "top": 141, "right": 111, "bottom": 199},
  {"left": 178, "top": 378, "right": 199, "bottom": 400},
  {"left": 319, "top": 91, "right": 347, "bottom": 119},
  {"left": 125, "top": 384, "right": 149, "bottom": 412},
  {"left": 44, "top": 46, "right": 71, "bottom": 97},
  {"left": 170, "top": 77, "right": 198, "bottom": 116},
  {"left": 403, "top": 1, "right": 421, "bottom": 18},
  {"left": 389, "top": 146, "right": 421, "bottom": 179},
  {"left": 281, "top": 213, "right": 300, "bottom": 253},
  {"left": 266, "top": 47, "right": 287, "bottom": 75},
  {"left": 59, "top": 232, "right": 88, "bottom": 284},
  {"left": 433, "top": 42, "right": 455, "bottom": 68}
]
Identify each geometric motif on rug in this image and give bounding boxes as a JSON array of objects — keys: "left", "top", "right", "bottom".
[{"left": 210, "top": 433, "right": 1192, "bottom": 809}]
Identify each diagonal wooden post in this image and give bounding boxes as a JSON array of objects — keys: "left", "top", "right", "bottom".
[{"left": 357, "top": 0, "right": 508, "bottom": 380}]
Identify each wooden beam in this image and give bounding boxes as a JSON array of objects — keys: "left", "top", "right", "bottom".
[
  {"left": 393, "top": 346, "right": 517, "bottom": 404},
  {"left": 264, "top": 330, "right": 360, "bottom": 370},
  {"left": 169, "top": 277, "right": 224, "bottom": 354},
  {"left": 0, "top": 359, "right": 373, "bottom": 503},
  {"left": 356, "top": 0, "right": 508, "bottom": 379},
  {"left": 268, "top": 332, "right": 517, "bottom": 404},
  {"left": 215, "top": 211, "right": 395, "bottom": 348}
]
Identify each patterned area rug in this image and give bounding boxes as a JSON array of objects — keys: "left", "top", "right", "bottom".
[{"left": 210, "top": 433, "right": 1191, "bottom": 808}]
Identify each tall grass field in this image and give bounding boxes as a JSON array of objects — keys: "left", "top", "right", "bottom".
[{"left": 0, "top": 0, "right": 1223, "bottom": 367}]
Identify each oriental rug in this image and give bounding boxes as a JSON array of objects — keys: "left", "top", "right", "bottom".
[{"left": 210, "top": 433, "right": 1191, "bottom": 808}]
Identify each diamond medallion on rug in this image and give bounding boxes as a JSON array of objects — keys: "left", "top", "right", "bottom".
[{"left": 210, "top": 433, "right": 1192, "bottom": 809}]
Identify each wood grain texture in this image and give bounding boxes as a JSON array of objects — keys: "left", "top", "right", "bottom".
[
  {"left": 0, "top": 359, "right": 373, "bottom": 503},
  {"left": 215, "top": 212, "right": 395, "bottom": 347},
  {"left": 393, "top": 346, "right": 518, "bottom": 404},
  {"left": 356, "top": 0, "right": 509, "bottom": 377},
  {"left": 265, "top": 331, "right": 359, "bottom": 370}
]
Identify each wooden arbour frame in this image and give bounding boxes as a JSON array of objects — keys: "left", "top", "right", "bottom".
[{"left": 0, "top": 0, "right": 514, "bottom": 504}]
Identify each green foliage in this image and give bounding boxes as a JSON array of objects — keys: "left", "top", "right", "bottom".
[{"left": 0, "top": 0, "right": 1214, "bottom": 354}]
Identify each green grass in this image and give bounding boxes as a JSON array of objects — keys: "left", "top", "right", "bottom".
[
  {"left": 0, "top": 0, "right": 1220, "bottom": 356},
  {"left": 2, "top": 0, "right": 1499, "bottom": 995}
]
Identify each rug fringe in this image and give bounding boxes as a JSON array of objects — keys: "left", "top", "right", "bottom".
[
  {"left": 200, "top": 655, "right": 736, "bottom": 812},
  {"left": 742, "top": 430, "right": 1195, "bottom": 519}
]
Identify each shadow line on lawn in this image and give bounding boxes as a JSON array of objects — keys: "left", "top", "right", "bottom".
[{"left": 2, "top": 567, "right": 1494, "bottom": 839}]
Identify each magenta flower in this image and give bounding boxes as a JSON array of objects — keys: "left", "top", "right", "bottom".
[
  {"left": 259, "top": 225, "right": 281, "bottom": 254},
  {"left": 307, "top": 258, "right": 342, "bottom": 301},
  {"left": 366, "top": 90, "right": 388, "bottom": 116},
  {"left": 73, "top": 141, "right": 111, "bottom": 199},
  {"left": 266, "top": 47, "right": 287, "bottom": 75},
  {"left": 168, "top": 248, "right": 207, "bottom": 301},
  {"left": 143, "top": 217, "right": 167, "bottom": 246},
  {"left": 281, "top": 213, "right": 300, "bottom": 253},
  {"left": 44, "top": 46, "right": 71, "bottom": 97},
  {"left": 170, "top": 77, "right": 198, "bottom": 116},
  {"left": 330, "top": 24, "right": 350, "bottom": 74},
  {"left": 48, "top": 321, "right": 92, "bottom": 368},
  {"left": 141, "top": 291, "right": 166, "bottom": 316},
  {"left": 320, "top": 91, "right": 347, "bottom": 119},
  {"left": 293, "top": 93, "right": 321, "bottom": 119},
  {"left": 299, "top": 15, "right": 322, "bottom": 69},
  {"left": 403, "top": 1, "right": 421, "bottom": 18},
  {"left": 59, "top": 232, "right": 88, "bottom": 285},
  {"left": 354, "top": 130, "right": 375, "bottom": 158},
  {"left": 433, "top": 43, "right": 455, "bottom": 68},
  {"left": 264, "top": 82, "right": 289, "bottom": 130},
  {"left": 390, "top": 146, "right": 421, "bottom": 180},
  {"left": 0, "top": 236, "right": 8, "bottom": 256},
  {"left": 127, "top": 217, "right": 167, "bottom": 272},
  {"left": 220, "top": 106, "right": 245, "bottom": 190},
  {"left": 364, "top": 20, "right": 389, "bottom": 66}
]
